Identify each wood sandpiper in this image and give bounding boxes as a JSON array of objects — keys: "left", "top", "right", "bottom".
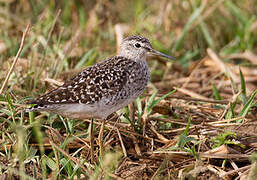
[{"left": 25, "top": 35, "right": 175, "bottom": 119}]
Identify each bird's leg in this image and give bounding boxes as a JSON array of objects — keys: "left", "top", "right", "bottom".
[
  {"left": 142, "top": 100, "right": 148, "bottom": 137},
  {"left": 98, "top": 119, "right": 106, "bottom": 160},
  {"left": 90, "top": 118, "right": 95, "bottom": 163},
  {"left": 128, "top": 102, "right": 135, "bottom": 124}
]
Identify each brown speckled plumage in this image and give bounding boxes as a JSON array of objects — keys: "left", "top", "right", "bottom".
[{"left": 26, "top": 35, "right": 174, "bottom": 119}]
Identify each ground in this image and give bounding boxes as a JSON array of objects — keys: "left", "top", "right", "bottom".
[{"left": 0, "top": 1, "right": 257, "bottom": 179}]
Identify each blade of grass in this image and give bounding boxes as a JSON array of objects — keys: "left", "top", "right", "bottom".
[
  {"left": 212, "top": 84, "right": 222, "bottom": 100},
  {"left": 190, "top": 0, "right": 215, "bottom": 49},
  {"left": 239, "top": 67, "right": 246, "bottom": 96},
  {"left": 44, "top": 155, "right": 58, "bottom": 171},
  {"left": 136, "top": 97, "right": 142, "bottom": 124},
  {"left": 239, "top": 90, "right": 257, "bottom": 117},
  {"left": 75, "top": 49, "right": 95, "bottom": 69},
  {"left": 176, "top": 117, "right": 194, "bottom": 148},
  {"left": 147, "top": 91, "right": 158, "bottom": 108},
  {"left": 179, "top": 49, "right": 199, "bottom": 68},
  {"left": 200, "top": 21, "right": 215, "bottom": 49},
  {"left": 239, "top": 67, "right": 247, "bottom": 104},
  {"left": 147, "top": 89, "right": 176, "bottom": 115},
  {"left": 172, "top": 1, "right": 206, "bottom": 52},
  {"left": 225, "top": 103, "right": 236, "bottom": 119},
  {"left": 224, "top": 1, "right": 247, "bottom": 25}
]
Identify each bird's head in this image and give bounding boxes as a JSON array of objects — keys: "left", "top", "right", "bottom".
[{"left": 119, "top": 35, "right": 175, "bottom": 61}]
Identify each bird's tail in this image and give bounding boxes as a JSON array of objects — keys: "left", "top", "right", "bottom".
[
  {"left": 24, "top": 104, "right": 48, "bottom": 112},
  {"left": 24, "top": 107, "right": 36, "bottom": 112}
]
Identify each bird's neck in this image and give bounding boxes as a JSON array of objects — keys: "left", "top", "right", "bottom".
[{"left": 118, "top": 52, "right": 146, "bottom": 62}]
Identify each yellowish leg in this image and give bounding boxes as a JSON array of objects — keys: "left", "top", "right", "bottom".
[
  {"left": 98, "top": 119, "right": 105, "bottom": 160},
  {"left": 90, "top": 118, "right": 94, "bottom": 163}
]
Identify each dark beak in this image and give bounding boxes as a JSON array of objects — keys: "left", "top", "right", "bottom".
[{"left": 149, "top": 48, "right": 176, "bottom": 60}]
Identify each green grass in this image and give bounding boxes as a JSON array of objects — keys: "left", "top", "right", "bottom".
[{"left": 0, "top": 0, "right": 257, "bottom": 179}]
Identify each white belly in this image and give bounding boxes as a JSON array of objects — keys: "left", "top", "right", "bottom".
[{"left": 44, "top": 96, "right": 136, "bottom": 119}]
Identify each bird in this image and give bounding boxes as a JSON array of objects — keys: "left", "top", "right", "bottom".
[{"left": 25, "top": 35, "right": 175, "bottom": 120}]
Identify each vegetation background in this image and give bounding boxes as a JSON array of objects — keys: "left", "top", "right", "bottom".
[{"left": 0, "top": 0, "right": 257, "bottom": 179}]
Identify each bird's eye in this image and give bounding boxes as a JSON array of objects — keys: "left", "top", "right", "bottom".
[{"left": 135, "top": 43, "right": 141, "bottom": 48}]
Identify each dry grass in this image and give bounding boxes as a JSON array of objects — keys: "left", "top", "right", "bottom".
[{"left": 0, "top": 0, "right": 257, "bottom": 179}]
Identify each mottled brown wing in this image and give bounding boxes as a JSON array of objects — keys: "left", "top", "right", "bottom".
[{"left": 27, "top": 56, "right": 135, "bottom": 105}]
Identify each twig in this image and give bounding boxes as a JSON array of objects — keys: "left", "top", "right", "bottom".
[
  {"left": 149, "top": 125, "right": 170, "bottom": 143},
  {"left": 161, "top": 95, "right": 229, "bottom": 104},
  {"left": 0, "top": 24, "right": 30, "bottom": 94},
  {"left": 150, "top": 163, "right": 163, "bottom": 180},
  {"left": 107, "top": 173, "right": 125, "bottom": 180},
  {"left": 207, "top": 48, "right": 238, "bottom": 81},
  {"left": 182, "top": 58, "right": 206, "bottom": 89},
  {"left": 226, "top": 50, "right": 257, "bottom": 65},
  {"left": 175, "top": 87, "right": 210, "bottom": 100},
  {"left": 220, "top": 165, "right": 251, "bottom": 177},
  {"left": 82, "top": 118, "right": 163, "bottom": 143},
  {"left": 230, "top": 160, "right": 242, "bottom": 177},
  {"left": 116, "top": 128, "right": 127, "bottom": 157}
]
